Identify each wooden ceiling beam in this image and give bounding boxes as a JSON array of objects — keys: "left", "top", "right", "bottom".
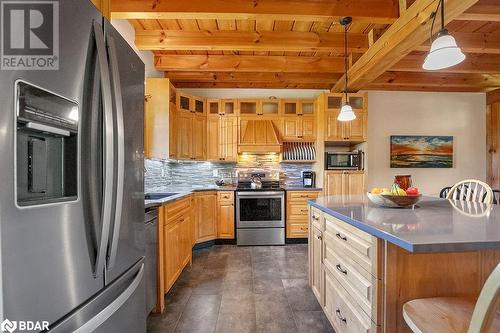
[
  {"left": 173, "top": 82, "right": 334, "bottom": 89},
  {"left": 487, "top": 88, "right": 500, "bottom": 105},
  {"left": 456, "top": 1, "right": 500, "bottom": 22},
  {"left": 155, "top": 54, "right": 345, "bottom": 73},
  {"left": 136, "top": 30, "right": 368, "bottom": 53},
  {"left": 415, "top": 32, "right": 500, "bottom": 54},
  {"left": 364, "top": 84, "right": 486, "bottom": 92},
  {"left": 331, "top": 0, "right": 480, "bottom": 93},
  {"left": 165, "top": 71, "right": 342, "bottom": 84},
  {"left": 392, "top": 53, "right": 500, "bottom": 74},
  {"left": 373, "top": 71, "right": 500, "bottom": 89},
  {"left": 111, "top": 0, "right": 399, "bottom": 24}
]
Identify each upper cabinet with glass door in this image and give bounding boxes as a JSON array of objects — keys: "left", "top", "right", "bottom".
[
  {"left": 324, "top": 92, "right": 367, "bottom": 142},
  {"left": 192, "top": 96, "right": 206, "bottom": 116},
  {"left": 260, "top": 99, "right": 281, "bottom": 117},
  {"left": 177, "top": 92, "right": 192, "bottom": 113}
]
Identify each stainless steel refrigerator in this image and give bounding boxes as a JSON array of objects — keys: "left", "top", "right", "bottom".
[{"left": 0, "top": 0, "right": 146, "bottom": 332}]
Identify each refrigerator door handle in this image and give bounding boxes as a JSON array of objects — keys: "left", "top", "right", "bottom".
[
  {"left": 73, "top": 263, "right": 144, "bottom": 333},
  {"left": 105, "top": 35, "right": 125, "bottom": 270},
  {"left": 93, "top": 21, "right": 115, "bottom": 277}
]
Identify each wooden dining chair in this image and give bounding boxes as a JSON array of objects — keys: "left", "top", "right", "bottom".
[
  {"left": 403, "top": 264, "right": 500, "bottom": 333},
  {"left": 446, "top": 180, "right": 494, "bottom": 204}
]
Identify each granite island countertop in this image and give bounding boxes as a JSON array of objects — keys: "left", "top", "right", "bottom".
[{"left": 309, "top": 195, "right": 500, "bottom": 253}]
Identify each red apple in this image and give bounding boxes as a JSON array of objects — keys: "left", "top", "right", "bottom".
[{"left": 406, "top": 187, "right": 419, "bottom": 196}]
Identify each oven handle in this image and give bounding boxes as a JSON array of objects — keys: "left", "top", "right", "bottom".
[{"left": 236, "top": 191, "right": 284, "bottom": 197}]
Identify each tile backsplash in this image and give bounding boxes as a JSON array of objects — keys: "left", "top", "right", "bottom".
[{"left": 144, "top": 157, "right": 314, "bottom": 193}]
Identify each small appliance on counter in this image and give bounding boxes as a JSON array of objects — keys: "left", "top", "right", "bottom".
[
  {"left": 325, "top": 151, "right": 364, "bottom": 170},
  {"left": 302, "top": 171, "right": 316, "bottom": 188}
]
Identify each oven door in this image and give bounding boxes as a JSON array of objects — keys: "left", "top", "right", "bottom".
[{"left": 236, "top": 191, "right": 284, "bottom": 228}]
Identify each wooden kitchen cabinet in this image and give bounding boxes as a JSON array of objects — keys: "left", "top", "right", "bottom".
[
  {"left": 191, "top": 115, "right": 207, "bottom": 160},
  {"left": 175, "top": 111, "right": 206, "bottom": 161},
  {"left": 286, "top": 190, "right": 320, "bottom": 238},
  {"left": 310, "top": 224, "right": 323, "bottom": 302},
  {"left": 161, "top": 196, "right": 193, "bottom": 295},
  {"left": 325, "top": 93, "right": 367, "bottom": 142},
  {"left": 207, "top": 115, "right": 238, "bottom": 162},
  {"left": 217, "top": 191, "right": 235, "bottom": 239},
  {"left": 194, "top": 191, "right": 218, "bottom": 243},
  {"left": 144, "top": 78, "right": 176, "bottom": 159},
  {"left": 324, "top": 171, "right": 365, "bottom": 196}
]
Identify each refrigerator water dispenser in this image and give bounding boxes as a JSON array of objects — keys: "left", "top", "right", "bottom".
[{"left": 15, "top": 81, "right": 78, "bottom": 206}]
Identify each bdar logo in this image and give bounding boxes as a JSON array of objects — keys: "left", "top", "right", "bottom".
[{"left": 0, "top": 319, "right": 17, "bottom": 333}]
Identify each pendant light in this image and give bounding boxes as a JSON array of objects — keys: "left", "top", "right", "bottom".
[
  {"left": 338, "top": 16, "right": 356, "bottom": 122},
  {"left": 423, "top": 0, "right": 465, "bottom": 70}
]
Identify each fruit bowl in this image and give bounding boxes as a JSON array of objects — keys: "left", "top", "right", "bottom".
[{"left": 366, "top": 192, "right": 422, "bottom": 208}]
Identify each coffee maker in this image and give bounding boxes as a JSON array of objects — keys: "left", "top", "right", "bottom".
[{"left": 302, "top": 171, "right": 316, "bottom": 188}]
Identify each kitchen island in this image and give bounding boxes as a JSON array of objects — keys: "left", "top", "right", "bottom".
[{"left": 308, "top": 195, "right": 500, "bottom": 333}]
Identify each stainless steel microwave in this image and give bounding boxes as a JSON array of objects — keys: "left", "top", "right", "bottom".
[{"left": 325, "top": 151, "right": 364, "bottom": 170}]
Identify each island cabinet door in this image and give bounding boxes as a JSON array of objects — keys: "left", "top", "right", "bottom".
[{"left": 310, "top": 224, "right": 323, "bottom": 304}]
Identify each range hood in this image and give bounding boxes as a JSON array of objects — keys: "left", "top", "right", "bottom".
[{"left": 238, "top": 119, "right": 282, "bottom": 154}]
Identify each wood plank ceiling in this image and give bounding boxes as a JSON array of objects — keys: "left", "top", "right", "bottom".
[{"left": 112, "top": 0, "right": 500, "bottom": 92}]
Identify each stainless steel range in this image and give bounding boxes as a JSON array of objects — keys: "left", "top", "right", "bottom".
[{"left": 236, "top": 171, "right": 285, "bottom": 245}]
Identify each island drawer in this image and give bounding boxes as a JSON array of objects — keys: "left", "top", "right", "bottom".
[
  {"left": 324, "top": 269, "right": 378, "bottom": 333},
  {"left": 310, "top": 207, "right": 323, "bottom": 230},
  {"left": 323, "top": 241, "right": 381, "bottom": 323},
  {"left": 324, "top": 216, "right": 380, "bottom": 278}
]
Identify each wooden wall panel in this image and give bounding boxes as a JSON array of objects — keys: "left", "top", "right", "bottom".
[{"left": 487, "top": 102, "right": 500, "bottom": 189}]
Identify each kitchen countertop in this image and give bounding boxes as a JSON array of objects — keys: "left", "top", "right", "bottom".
[
  {"left": 145, "top": 186, "right": 237, "bottom": 208},
  {"left": 145, "top": 185, "right": 322, "bottom": 208},
  {"left": 284, "top": 186, "right": 322, "bottom": 191},
  {"left": 309, "top": 195, "right": 500, "bottom": 253}
]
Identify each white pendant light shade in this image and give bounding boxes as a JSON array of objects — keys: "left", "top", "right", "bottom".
[
  {"left": 422, "top": 32, "right": 465, "bottom": 70},
  {"left": 337, "top": 103, "right": 356, "bottom": 121}
]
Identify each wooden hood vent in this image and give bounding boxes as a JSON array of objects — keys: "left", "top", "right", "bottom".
[{"left": 238, "top": 119, "right": 282, "bottom": 154}]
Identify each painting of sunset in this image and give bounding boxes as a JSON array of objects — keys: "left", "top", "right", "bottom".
[{"left": 390, "top": 136, "right": 453, "bottom": 168}]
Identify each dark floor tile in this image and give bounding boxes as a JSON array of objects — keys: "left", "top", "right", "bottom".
[
  {"left": 293, "top": 311, "right": 334, "bottom": 333},
  {"left": 255, "top": 292, "right": 298, "bottom": 333},
  {"left": 282, "top": 278, "right": 322, "bottom": 311},
  {"left": 174, "top": 294, "right": 221, "bottom": 333},
  {"left": 203, "top": 256, "right": 228, "bottom": 270},
  {"left": 215, "top": 293, "right": 256, "bottom": 333},
  {"left": 253, "top": 275, "right": 284, "bottom": 294},
  {"left": 222, "top": 278, "right": 253, "bottom": 295},
  {"left": 225, "top": 266, "right": 253, "bottom": 281},
  {"left": 252, "top": 260, "right": 282, "bottom": 278},
  {"left": 190, "top": 271, "right": 224, "bottom": 295},
  {"left": 164, "top": 285, "right": 193, "bottom": 312},
  {"left": 147, "top": 310, "right": 182, "bottom": 333}
]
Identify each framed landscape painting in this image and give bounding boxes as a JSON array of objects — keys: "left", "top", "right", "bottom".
[{"left": 390, "top": 135, "right": 453, "bottom": 168}]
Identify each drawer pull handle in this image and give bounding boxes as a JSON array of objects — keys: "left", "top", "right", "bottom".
[
  {"left": 336, "top": 232, "right": 347, "bottom": 241},
  {"left": 314, "top": 235, "right": 322, "bottom": 240},
  {"left": 336, "top": 264, "right": 348, "bottom": 275},
  {"left": 335, "top": 309, "right": 347, "bottom": 324},
  {"left": 300, "top": 209, "right": 308, "bottom": 213},
  {"left": 312, "top": 215, "right": 319, "bottom": 221}
]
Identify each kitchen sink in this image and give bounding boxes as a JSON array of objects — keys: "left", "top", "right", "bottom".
[{"left": 145, "top": 193, "right": 178, "bottom": 200}]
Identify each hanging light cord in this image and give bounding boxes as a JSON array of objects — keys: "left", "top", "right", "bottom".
[
  {"left": 344, "top": 21, "right": 350, "bottom": 100},
  {"left": 429, "top": 0, "right": 443, "bottom": 45}
]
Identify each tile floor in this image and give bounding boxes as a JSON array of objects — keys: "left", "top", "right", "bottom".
[{"left": 147, "top": 244, "right": 334, "bottom": 333}]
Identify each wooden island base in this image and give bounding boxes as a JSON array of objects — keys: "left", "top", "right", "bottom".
[{"left": 384, "top": 244, "right": 500, "bottom": 332}]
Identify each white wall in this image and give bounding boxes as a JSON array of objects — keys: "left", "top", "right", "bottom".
[
  {"left": 367, "top": 91, "right": 486, "bottom": 196},
  {"left": 182, "top": 88, "right": 327, "bottom": 99},
  {"left": 110, "top": 19, "right": 163, "bottom": 78}
]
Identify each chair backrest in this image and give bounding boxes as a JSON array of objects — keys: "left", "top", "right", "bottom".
[
  {"left": 492, "top": 190, "right": 500, "bottom": 205},
  {"left": 439, "top": 186, "right": 452, "bottom": 198},
  {"left": 468, "top": 264, "right": 500, "bottom": 333},
  {"left": 446, "top": 180, "right": 494, "bottom": 204}
]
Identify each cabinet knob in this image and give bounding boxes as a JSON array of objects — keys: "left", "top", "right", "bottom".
[{"left": 315, "top": 235, "right": 322, "bottom": 240}]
